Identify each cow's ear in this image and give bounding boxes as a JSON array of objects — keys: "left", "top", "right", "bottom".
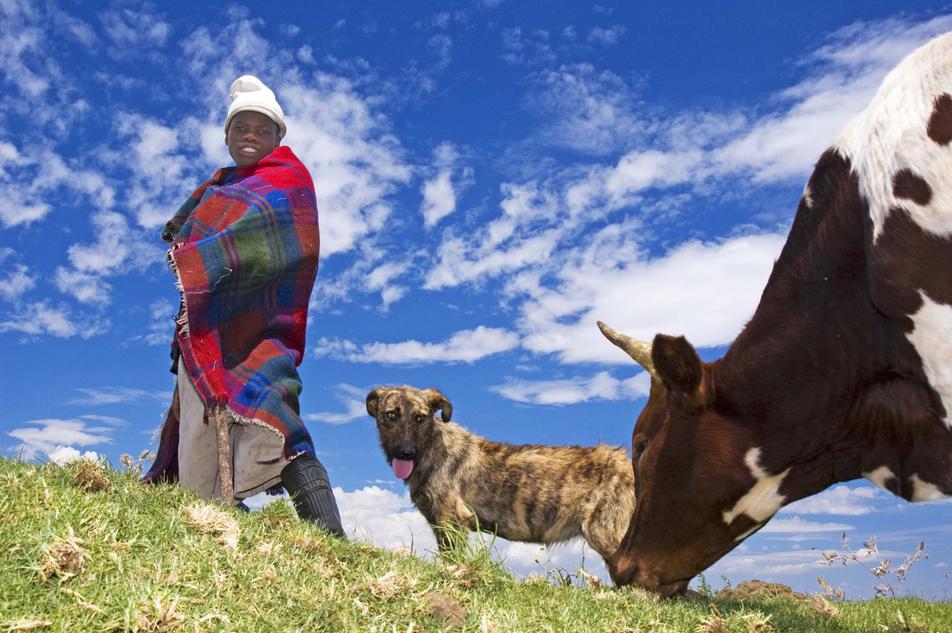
[
  {"left": 423, "top": 388, "right": 452, "bottom": 422},
  {"left": 366, "top": 388, "right": 386, "bottom": 417},
  {"left": 652, "top": 334, "right": 703, "bottom": 402}
]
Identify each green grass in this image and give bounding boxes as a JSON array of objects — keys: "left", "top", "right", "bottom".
[{"left": 0, "top": 456, "right": 948, "bottom": 632}]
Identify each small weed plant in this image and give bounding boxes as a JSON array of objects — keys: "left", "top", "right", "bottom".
[{"left": 818, "top": 533, "right": 928, "bottom": 599}]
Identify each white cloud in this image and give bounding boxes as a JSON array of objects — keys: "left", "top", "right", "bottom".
[
  {"left": 54, "top": 267, "right": 110, "bottom": 305},
  {"left": 425, "top": 228, "right": 563, "bottom": 291},
  {"left": 306, "top": 384, "right": 368, "bottom": 425},
  {"left": 136, "top": 299, "right": 176, "bottom": 347},
  {"left": 710, "top": 548, "right": 831, "bottom": 577},
  {"left": 7, "top": 417, "right": 113, "bottom": 459},
  {"left": 68, "top": 387, "right": 169, "bottom": 406},
  {"left": 279, "top": 76, "right": 412, "bottom": 257},
  {"left": 0, "top": 301, "right": 90, "bottom": 338},
  {"left": 48, "top": 446, "right": 100, "bottom": 466},
  {"left": 518, "top": 231, "right": 787, "bottom": 363},
  {"left": 421, "top": 143, "right": 469, "bottom": 227},
  {"left": 365, "top": 261, "right": 411, "bottom": 310},
  {"left": 54, "top": 210, "right": 163, "bottom": 305},
  {"left": 528, "top": 64, "right": 644, "bottom": 156},
  {"left": 781, "top": 484, "right": 885, "bottom": 516},
  {"left": 116, "top": 115, "right": 202, "bottom": 229},
  {"left": 427, "top": 33, "right": 453, "bottom": 71},
  {"left": 65, "top": 211, "right": 140, "bottom": 272},
  {"left": 587, "top": 25, "right": 625, "bottom": 45},
  {"left": 0, "top": 143, "right": 115, "bottom": 228},
  {"left": 50, "top": 6, "right": 97, "bottom": 48},
  {"left": 761, "top": 516, "right": 856, "bottom": 534},
  {"left": 490, "top": 370, "right": 650, "bottom": 405},
  {"left": 501, "top": 27, "right": 555, "bottom": 66},
  {"left": 337, "top": 485, "right": 436, "bottom": 550},
  {"left": 101, "top": 7, "right": 171, "bottom": 49},
  {"left": 0, "top": 263, "right": 36, "bottom": 302},
  {"left": 316, "top": 326, "right": 520, "bottom": 365},
  {"left": 0, "top": 1, "right": 54, "bottom": 100},
  {"left": 712, "top": 16, "right": 952, "bottom": 183}
]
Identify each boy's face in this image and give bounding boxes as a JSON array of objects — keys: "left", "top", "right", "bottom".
[{"left": 226, "top": 110, "right": 280, "bottom": 167}]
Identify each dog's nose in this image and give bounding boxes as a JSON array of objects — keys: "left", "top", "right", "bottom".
[{"left": 397, "top": 446, "right": 416, "bottom": 461}]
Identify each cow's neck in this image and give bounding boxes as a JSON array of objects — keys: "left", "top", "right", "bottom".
[
  {"left": 718, "top": 151, "right": 875, "bottom": 427},
  {"left": 713, "top": 149, "right": 951, "bottom": 501}
]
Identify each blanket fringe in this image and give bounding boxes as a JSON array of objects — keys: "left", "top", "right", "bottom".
[{"left": 168, "top": 249, "right": 191, "bottom": 338}]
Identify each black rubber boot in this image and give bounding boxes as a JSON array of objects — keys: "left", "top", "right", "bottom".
[{"left": 281, "top": 455, "right": 345, "bottom": 538}]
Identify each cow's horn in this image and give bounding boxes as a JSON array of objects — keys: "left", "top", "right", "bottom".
[{"left": 597, "top": 321, "right": 657, "bottom": 379}]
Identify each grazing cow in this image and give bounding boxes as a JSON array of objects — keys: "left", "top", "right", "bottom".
[{"left": 598, "top": 32, "right": 952, "bottom": 596}]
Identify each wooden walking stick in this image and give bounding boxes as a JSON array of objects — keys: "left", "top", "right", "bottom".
[{"left": 214, "top": 405, "right": 235, "bottom": 505}]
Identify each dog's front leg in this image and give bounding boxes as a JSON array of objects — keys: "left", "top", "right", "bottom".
[
  {"left": 432, "top": 496, "right": 476, "bottom": 555},
  {"left": 433, "top": 522, "right": 455, "bottom": 553}
]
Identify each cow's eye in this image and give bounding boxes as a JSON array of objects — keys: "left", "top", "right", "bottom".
[
  {"left": 633, "top": 437, "right": 649, "bottom": 458},
  {"left": 386, "top": 411, "right": 398, "bottom": 421},
  {"left": 415, "top": 414, "right": 426, "bottom": 423}
]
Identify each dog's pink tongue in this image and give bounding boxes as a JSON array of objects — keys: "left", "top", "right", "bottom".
[{"left": 392, "top": 458, "right": 414, "bottom": 480}]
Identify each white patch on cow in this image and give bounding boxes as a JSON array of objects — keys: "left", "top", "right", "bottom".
[
  {"left": 801, "top": 182, "right": 813, "bottom": 209},
  {"left": 863, "top": 465, "right": 897, "bottom": 491},
  {"left": 906, "top": 292, "right": 952, "bottom": 429},
  {"left": 722, "top": 448, "right": 790, "bottom": 533},
  {"left": 833, "top": 32, "right": 952, "bottom": 241},
  {"left": 909, "top": 473, "right": 947, "bottom": 501}
]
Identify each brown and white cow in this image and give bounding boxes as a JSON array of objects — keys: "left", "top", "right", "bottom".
[{"left": 599, "top": 33, "right": 952, "bottom": 596}]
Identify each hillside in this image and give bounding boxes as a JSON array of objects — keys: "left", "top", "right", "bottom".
[{"left": 0, "top": 457, "right": 948, "bottom": 632}]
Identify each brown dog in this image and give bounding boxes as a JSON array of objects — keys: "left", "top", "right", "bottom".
[{"left": 366, "top": 385, "right": 635, "bottom": 576}]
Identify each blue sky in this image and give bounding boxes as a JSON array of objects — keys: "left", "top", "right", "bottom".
[{"left": 2, "top": 0, "right": 950, "bottom": 599}]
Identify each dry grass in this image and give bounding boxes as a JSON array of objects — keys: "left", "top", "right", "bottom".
[
  {"left": 356, "top": 569, "right": 419, "bottom": 599},
  {"left": 68, "top": 461, "right": 110, "bottom": 492},
  {"left": 3, "top": 619, "right": 52, "bottom": 631},
  {"left": 38, "top": 527, "right": 87, "bottom": 581},
  {"left": 810, "top": 595, "right": 840, "bottom": 619},
  {"left": 695, "top": 607, "right": 729, "bottom": 633},
  {"left": 717, "top": 580, "right": 807, "bottom": 601},
  {"left": 182, "top": 502, "right": 240, "bottom": 550}
]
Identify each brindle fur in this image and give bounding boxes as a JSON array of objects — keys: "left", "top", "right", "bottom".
[{"left": 366, "top": 386, "right": 635, "bottom": 574}]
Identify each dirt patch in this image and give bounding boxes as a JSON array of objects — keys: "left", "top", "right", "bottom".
[{"left": 424, "top": 592, "right": 466, "bottom": 628}]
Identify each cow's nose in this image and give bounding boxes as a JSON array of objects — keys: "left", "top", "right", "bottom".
[{"left": 608, "top": 555, "right": 638, "bottom": 587}]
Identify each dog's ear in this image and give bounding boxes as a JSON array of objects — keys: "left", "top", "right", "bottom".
[
  {"left": 366, "top": 388, "right": 386, "bottom": 417},
  {"left": 423, "top": 388, "right": 452, "bottom": 422}
]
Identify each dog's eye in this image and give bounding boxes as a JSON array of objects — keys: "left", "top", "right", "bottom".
[
  {"left": 386, "top": 411, "right": 398, "bottom": 421},
  {"left": 415, "top": 414, "right": 426, "bottom": 423}
]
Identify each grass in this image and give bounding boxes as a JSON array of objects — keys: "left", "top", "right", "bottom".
[{"left": 0, "top": 456, "right": 949, "bottom": 632}]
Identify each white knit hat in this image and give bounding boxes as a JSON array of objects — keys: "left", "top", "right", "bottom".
[{"left": 224, "top": 75, "right": 287, "bottom": 139}]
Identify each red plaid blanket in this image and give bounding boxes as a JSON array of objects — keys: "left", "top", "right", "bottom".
[{"left": 144, "top": 146, "right": 319, "bottom": 483}]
